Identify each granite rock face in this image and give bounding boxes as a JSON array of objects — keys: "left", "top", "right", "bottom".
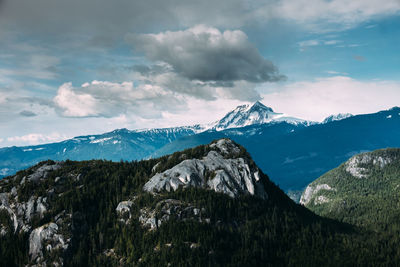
[
  {"left": 0, "top": 161, "right": 71, "bottom": 266},
  {"left": 138, "top": 199, "right": 209, "bottom": 230},
  {"left": 345, "top": 153, "right": 394, "bottom": 178},
  {"left": 143, "top": 139, "right": 267, "bottom": 199}
]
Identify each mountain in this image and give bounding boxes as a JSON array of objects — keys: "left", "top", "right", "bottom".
[
  {"left": 0, "top": 126, "right": 199, "bottom": 178},
  {"left": 208, "top": 101, "right": 311, "bottom": 131},
  {"left": 0, "top": 102, "right": 309, "bottom": 178},
  {"left": 2, "top": 104, "right": 400, "bottom": 200},
  {"left": 152, "top": 107, "right": 400, "bottom": 200},
  {"left": 300, "top": 148, "right": 400, "bottom": 230},
  {"left": 322, "top": 113, "right": 353, "bottom": 124},
  {"left": 1, "top": 139, "right": 398, "bottom": 266}
]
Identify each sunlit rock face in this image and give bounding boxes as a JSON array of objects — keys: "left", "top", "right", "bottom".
[{"left": 144, "top": 139, "right": 267, "bottom": 199}]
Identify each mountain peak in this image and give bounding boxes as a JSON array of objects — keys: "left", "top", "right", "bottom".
[
  {"left": 143, "top": 138, "right": 267, "bottom": 199},
  {"left": 209, "top": 102, "right": 308, "bottom": 131},
  {"left": 249, "top": 101, "right": 274, "bottom": 112}
]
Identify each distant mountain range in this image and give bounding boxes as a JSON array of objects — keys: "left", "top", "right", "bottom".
[
  {"left": 150, "top": 106, "right": 400, "bottom": 200},
  {"left": 0, "top": 101, "right": 310, "bottom": 178},
  {"left": 1, "top": 102, "right": 400, "bottom": 202}
]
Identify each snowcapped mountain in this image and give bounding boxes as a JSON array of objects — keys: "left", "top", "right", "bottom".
[
  {"left": 322, "top": 113, "right": 353, "bottom": 124},
  {"left": 207, "top": 101, "right": 312, "bottom": 131}
]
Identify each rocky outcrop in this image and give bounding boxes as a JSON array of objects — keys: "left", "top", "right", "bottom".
[
  {"left": 300, "top": 184, "right": 335, "bottom": 205},
  {"left": 116, "top": 200, "right": 134, "bottom": 224},
  {"left": 29, "top": 222, "right": 69, "bottom": 265},
  {"left": 138, "top": 199, "right": 209, "bottom": 230},
  {"left": 144, "top": 139, "right": 267, "bottom": 199},
  {"left": 26, "top": 163, "right": 63, "bottom": 183},
  {"left": 0, "top": 161, "right": 72, "bottom": 266},
  {"left": 345, "top": 153, "right": 394, "bottom": 178}
]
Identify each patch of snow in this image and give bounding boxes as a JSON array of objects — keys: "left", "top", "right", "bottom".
[
  {"left": 35, "top": 147, "right": 45, "bottom": 151},
  {"left": 205, "top": 101, "right": 311, "bottom": 131},
  {"left": 90, "top": 137, "right": 112, "bottom": 144},
  {"left": 23, "top": 148, "right": 33, "bottom": 152},
  {"left": 322, "top": 113, "right": 353, "bottom": 124},
  {"left": 387, "top": 115, "right": 392, "bottom": 119}
]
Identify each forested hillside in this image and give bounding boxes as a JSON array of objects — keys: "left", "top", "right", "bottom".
[{"left": 0, "top": 140, "right": 399, "bottom": 266}]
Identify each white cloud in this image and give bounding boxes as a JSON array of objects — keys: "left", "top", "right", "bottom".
[
  {"left": 7, "top": 132, "right": 68, "bottom": 145},
  {"left": 260, "top": 76, "right": 400, "bottom": 121},
  {"left": 54, "top": 82, "right": 98, "bottom": 117},
  {"left": 298, "top": 40, "right": 320, "bottom": 47},
  {"left": 255, "top": 0, "right": 400, "bottom": 32},
  {"left": 53, "top": 80, "right": 185, "bottom": 118}
]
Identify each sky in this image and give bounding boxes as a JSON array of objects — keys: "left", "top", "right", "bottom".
[{"left": 0, "top": 0, "right": 399, "bottom": 147}]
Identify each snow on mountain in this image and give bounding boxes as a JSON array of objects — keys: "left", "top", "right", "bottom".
[
  {"left": 207, "top": 101, "right": 312, "bottom": 131},
  {"left": 322, "top": 113, "right": 353, "bottom": 124}
]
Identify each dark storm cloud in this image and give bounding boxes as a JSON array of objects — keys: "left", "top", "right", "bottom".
[{"left": 127, "top": 25, "right": 286, "bottom": 83}]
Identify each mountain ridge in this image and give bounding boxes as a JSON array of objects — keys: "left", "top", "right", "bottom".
[
  {"left": 0, "top": 102, "right": 310, "bottom": 178},
  {"left": 300, "top": 148, "right": 400, "bottom": 230}
]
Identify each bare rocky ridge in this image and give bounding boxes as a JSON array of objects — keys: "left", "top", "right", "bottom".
[
  {"left": 345, "top": 153, "right": 394, "bottom": 178},
  {"left": 143, "top": 139, "right": 267, "bottom": 199},
  {"left": 0, "top": 161, "right": 72, "bottom": 266}
]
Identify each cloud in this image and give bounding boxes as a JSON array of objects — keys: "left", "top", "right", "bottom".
[
  {"left": 6, "top": 132, "right": 67, "bottom": 145},
  {"left": 0, "top": 53, "right": 60, "bottom": 80},
  {"left": 132, "top": 67, "right": 262, "bottom": 101},
  {"left": 259, "top": 0, "right": 400, "bottom": 32},
  {"left": 298, "top": 39, "right": 342, "bottom": 50},
  {"left": 1, "top": 0, "right": 398, "bottom": 43},
  {"left": 19, "top": 110, "right": 37, "bottom": 117},
  {"left": 127, "top": 25, "right": 285, "bottom": 83},
  {"left": 260, "top": 76, "right": 400, "bottom": 121},
  {"left": 53, "top": 81, "right": 185, "bottom": 118}
]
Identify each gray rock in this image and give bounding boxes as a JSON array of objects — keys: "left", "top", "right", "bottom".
[
  {"left": 300, "top": 184, "right": 335, "bottom": 205},
  {"left": 345, "top": 153, "right": 395, "bottom": 178},
  {"left": 144, "top": 140, "right": 266, "bottom": 199},
  {"left": 29, "top": 222, "right": 69, "bottom": 264},
  {"left": 27, "top": 163, "right": 62, "bottom": 182},
  {"left": 139, "top": 199, "right": 208, "bottom": 230},
  {"left": 116, "top": 200, "right": 134, "bottom": 224}
]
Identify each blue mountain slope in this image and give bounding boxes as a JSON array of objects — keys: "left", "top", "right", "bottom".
[
  {"left": 152, "top": 108, "right": 400, "bottom": 199},
  {"left": 0, "top": 127, "right": 197, "bottom": 177},
  {"left": 0, "top": 102, "right": 307, "bottom": 178}
]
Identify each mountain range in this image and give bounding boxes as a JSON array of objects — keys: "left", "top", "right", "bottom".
[
  {"left": 1, "top": 139, "right": 397, "bottom": 266},
  {"left": 0, "top": 101, "right": 309, "bottom": 178},
  {"left": 2, "top": 102, "right": 400, "bottom": 202}
]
